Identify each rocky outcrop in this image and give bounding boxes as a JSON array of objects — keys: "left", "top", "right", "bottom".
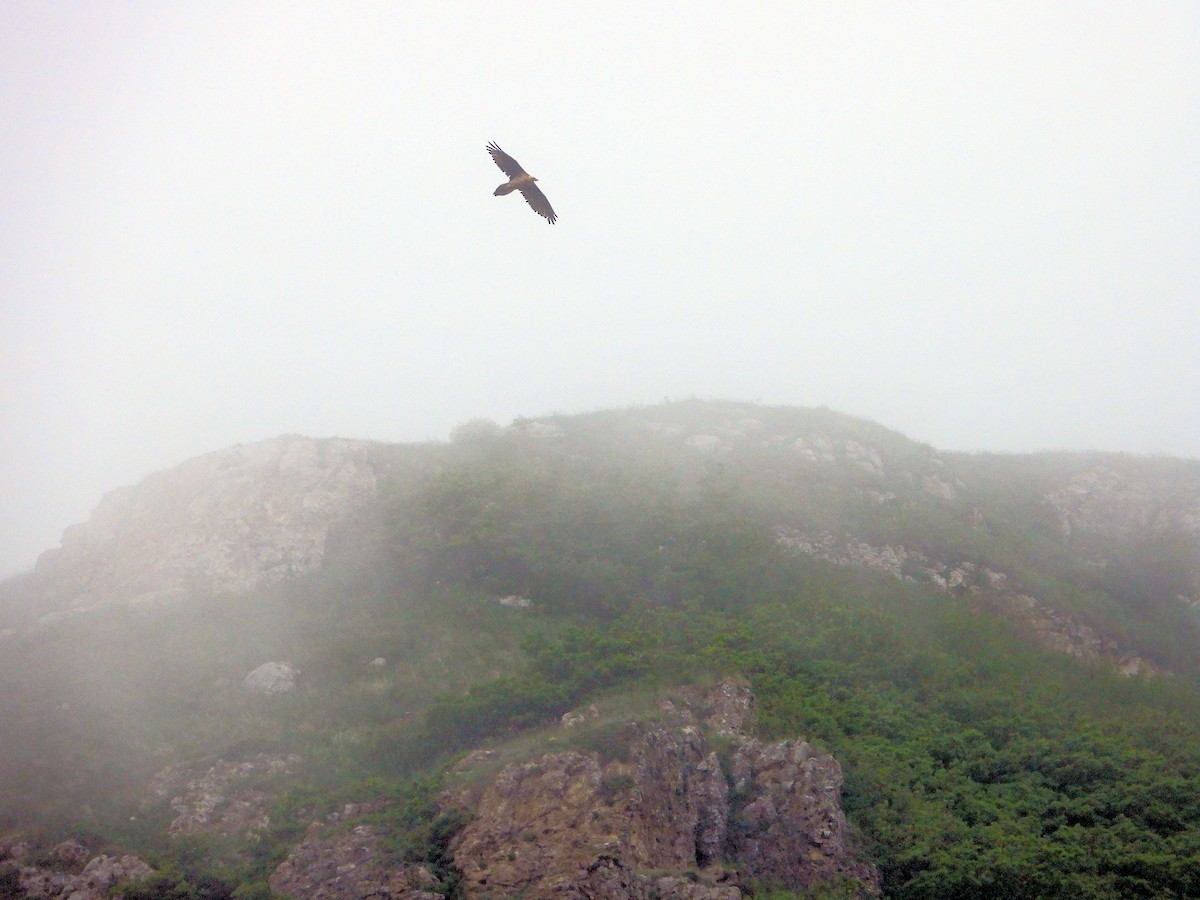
[
  {"left": 1042, "top": 464, "right": 1200, "bottom": 611},
  {"left": 775, "top": 527, "right": 929, "bottom": 582},
  {"left": 0, "top": 838, "right": 154, "bottom": 900},
  {"left": 31, "top": 436, "right": 380, "bottom": 611},
  {"left": 149, "top": 752, "right": 303, "bottom": 836},
  {"left": 243, "top": 660, "right": 301, "bottom": 694},
  {"left": 728, "top": 739, "right": 870, "bottom": 889},
  {"left": 440, "top": 681, "right": 879, "bottom": 899},
  {"left": 989, "top": 590, "right": 1164, "bottom": 675},
  {"left": 269, "top": 823, "right": 443, "bottom": 900},
  {"left": 1044, "top": 464, "right": 1200, "bottom": 543},
  {"left": 775, "top": 526, "right": 1167, "bottom": 675},
  {"left": 265, "top": 682, "right": 875, "bottom": 898}
]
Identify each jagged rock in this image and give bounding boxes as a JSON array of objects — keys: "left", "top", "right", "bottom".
[
  {"left": 47, "top": 839, "right": 89, "bottom": 871},
  {"left": 562, "top": 855, "right": 741, "bottom": 899},
  {"left": 151, "top": 752, "right": 302, "bottom": 836},
  {"left": 561, "top": 704, "right": 599, "bottom": 729},
  {"left": 729, "top": 739, "right": 876, "bottom": 891},
  {"left": 703, "top": 678, "right": 754, "bottom": 736},
  {"left": 15, "top": 852, "right": 153, "bottom": 900},
  {"left": 793, "top": 434, "right": 837, "bottom": 463},
  {"left": 0, "top": 836, "right": 32, "bottom": 861},
  {"left": 444, "top": 681, "right": 879, "bottom": 899},
  {"left": 80, "top": 855, "right": 155, "bottom": 889},
  {"left": 774, "top": 526, "right": 1166, "bottom": 675},
  {"left": 842, "top": 440, "right": 883, "bottom": 475},
  {"left": 269, "top": 823, "right": 442, "bottom": 899},
  {"left": 243, "top": 661, "right": 300, "bottom": 694},
  {"left": 774, "top": 527, "right": 920, "bottom": 582},
  {"left": 30, "top": 435, "right": 380, "bottom": 612},
  {"left": 449, "top": 750, "right": 609, "bottom": 895},
  {"left": 1044, "top": 465, "right": 1200, "bottom": 541}
]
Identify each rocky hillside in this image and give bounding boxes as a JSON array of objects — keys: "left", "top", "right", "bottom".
[
  {"left": 0, "top": 838, "right": 155, "bottom": 900},
  {"left": 3, "top": 400, "right": 1200, "bottom": 899},
  {"left": 0, "top": 681, "right": 878, "bottom": 899},
  {"left": 13, "top": 403, "right": 1200, "bottom": 661},
  {"left": 270, "top": 681, "right": 879, "bottom": 899},
  {"left": 28, "top": 435, "right": 383, "bottom": 614}
]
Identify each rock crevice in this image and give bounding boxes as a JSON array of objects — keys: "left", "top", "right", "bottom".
[{"left": 441, "top": 681, "right": 879, "bottom": 899}]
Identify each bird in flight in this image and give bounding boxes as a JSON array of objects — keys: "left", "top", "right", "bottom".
[{"left": 487, "top": 142, "right": 556, "bottom": 224}]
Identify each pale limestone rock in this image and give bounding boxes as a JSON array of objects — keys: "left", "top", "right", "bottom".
[
  {"left": 495, "top": 594, "right": 533, "bottom": 609},
  {"left": 152, "top": 752, "right": 303, "bottom": 836},
  {"left": 561, "top": 704, "right": 599, "bottom": 729},
  {"left": 32, "top": 436, "right": 379, "bottom": 612},
  {"left": 243, "top": 661, "right": 300, "bottom": 695},
  {"left": 704, "top": 678, "right": 754, "bottom": 736},
  {"left": 1044, "top": 465, "right": 1200, "bottom": 541},
  {"left": 17, "top": 852, "right": 154, "bottom": 900},
  {"left": 841, "top": 439, "right": 883, "bottom": 475},
  {"left": 793, "top": 435, "right": 836, "bottom": 462}
]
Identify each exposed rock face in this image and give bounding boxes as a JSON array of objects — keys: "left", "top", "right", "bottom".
[
  {"left": 775, "top": 526, "right": 1167, "bottom": 675},
  {"left": 243, "top": 660, "right": 301, "bottom": 694},
  {"left": 442, "top": 681, "right": 879, "bottom": 899},
  {"left": 32, "top": 436, "right": 379, "bottom": 611},
  {"left": 728, "top": 739, "right": 869, "bottom": 889},
  {"left": 262, "top": 681, "right": 868, "bottom": 897},
  {"left": 1, "top": 843, "right": 154, "bottom": 900},
  {"left": 703, "top": 678, "right": 755, "bottom": 736},
  {"left": 149, "top": 752, "right": 303, "bottom": 836},
  {"left": 1042, "top": 464, "right": 1200, "bottom": 611},
  {"left": 269, "top": 823, "right": 443, "bottom": 900},
  {"left": 493, "top": 594, "right": 534, "bottom": 609},
  {"left": 1044, "top": 464, "right": 1200, "bottom": 542}
]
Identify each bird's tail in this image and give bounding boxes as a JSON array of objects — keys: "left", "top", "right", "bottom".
[{"left": 494, "top": 183, "right": 516, "bottom": 196}]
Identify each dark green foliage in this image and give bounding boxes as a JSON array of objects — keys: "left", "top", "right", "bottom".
[{"left": 423, "top": 675, "right": 572, "bottom": 751}]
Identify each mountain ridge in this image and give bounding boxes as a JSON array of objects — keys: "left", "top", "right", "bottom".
[{"left": 9, "top": 400, "right": 1198, "bottom": 670}]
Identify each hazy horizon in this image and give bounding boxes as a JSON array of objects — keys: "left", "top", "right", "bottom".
[{"left": 3, "top": 3, "right": 1198, "bottom": 577}]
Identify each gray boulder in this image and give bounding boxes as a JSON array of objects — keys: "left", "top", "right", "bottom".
[{"left": 243, "top": 661, "right": 300, "bottom": 694}]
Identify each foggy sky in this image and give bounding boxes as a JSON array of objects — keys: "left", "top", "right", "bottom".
[{"left": 3, "top": 2, "right": 1199, "bottom": 576}]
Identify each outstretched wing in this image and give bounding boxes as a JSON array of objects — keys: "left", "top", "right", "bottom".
[
  {"left": 487, "top": 142, "right": 527, "bottom": 179},
  {"left": 519, "top": 183, "right": 557, "bottom": 224}
]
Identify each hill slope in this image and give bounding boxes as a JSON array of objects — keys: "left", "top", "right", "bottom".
[{"left": 2, "top": 400, "right": 1199, "bottom": 898}]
